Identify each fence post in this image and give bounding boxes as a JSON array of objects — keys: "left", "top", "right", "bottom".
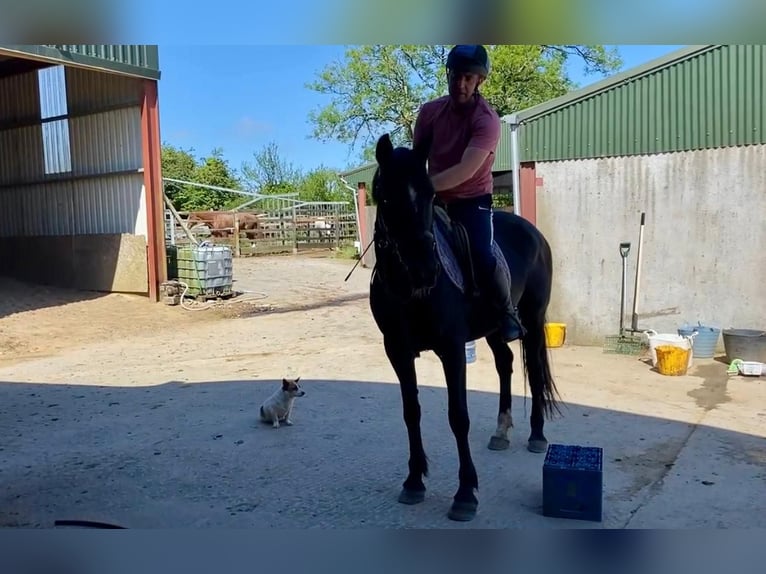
[
  {"left": 334, "top": 205, "right": 340, "bottom": 249},
  {"left": 292, "top": 205, "right": 298, "bottom": 254},
  {"left": 233, "top": 212, "right": 241, "bottom": 257}
]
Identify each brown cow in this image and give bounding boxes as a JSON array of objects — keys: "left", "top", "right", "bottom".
[{"left": 187, "top": 211, "right": 264, "bottom": 240}]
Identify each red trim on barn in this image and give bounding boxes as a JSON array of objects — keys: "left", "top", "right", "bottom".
[
  {"left": 140, "top": 79, "right": 167, "bottom": 302},
  {"left": 519, "top": 162, "right": 537, "bottom": 225},
  {"left": 357, "top": 181, "right": 368, "bottom": 246}
]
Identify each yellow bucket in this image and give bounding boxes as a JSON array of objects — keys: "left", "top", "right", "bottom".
[
  {"left": 655, "top": 345, "right": 690, "bottom": 376},
  {"left": 544, "top": 323, "right": 566, "bottom": 348}
]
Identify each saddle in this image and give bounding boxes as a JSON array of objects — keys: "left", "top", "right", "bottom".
[{"left": 432, "top": 204, "right": 511, "bottom": 298}]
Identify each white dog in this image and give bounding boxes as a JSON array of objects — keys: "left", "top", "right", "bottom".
[{"left": 259, "top": 377, "right": 305, "bottom": 428}]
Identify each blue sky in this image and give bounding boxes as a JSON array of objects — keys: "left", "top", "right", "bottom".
[{"left": 156, "top": 45, "right": 685, "bottom": 175}]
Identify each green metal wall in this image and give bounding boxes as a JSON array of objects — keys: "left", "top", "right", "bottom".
[
  {"left": 519, "top": 44, "right": 765, "bottom": 162},
  {"left": 0, "top": 44, "right": 160, "bottom": 79},
  {"left": 492, "top": 122, "right": 513, "bottom": 171}
]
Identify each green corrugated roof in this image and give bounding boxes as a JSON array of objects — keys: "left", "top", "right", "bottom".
[
  {"left": 513, "top": 45, "right": 713, "bottom": 123},
  {"left": 513, "top": 44, "right": 766, "bottom": 161},
  {"left": 0, "top": 44, "right": 160, "bottom": 79},
  {"left": 338, "top": 162, "right": 377, "bottom": 188}
]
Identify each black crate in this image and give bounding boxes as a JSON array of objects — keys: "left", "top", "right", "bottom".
[{"left": 542, "top": 443, "right": 603, "bottom": 522}]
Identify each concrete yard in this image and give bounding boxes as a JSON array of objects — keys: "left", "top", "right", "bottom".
[{"left": 0, "top": 255, "right": 764, "bottom": 528}]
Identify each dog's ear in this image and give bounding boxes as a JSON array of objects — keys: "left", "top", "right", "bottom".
[
  {"left": 282, "top": 378, "right": 290, "bottom": 389},
  {"left": 294, "top": 376, "right": 301, "bottom": 383}
]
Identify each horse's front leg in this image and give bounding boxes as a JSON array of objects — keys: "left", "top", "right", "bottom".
[
  {"left": 384, "top": 337, "right": 428, "bottom": 505},
  {"left": 486, "top": 332, "right": 514, "bottom": 451},
  {"left": 439, "top": 341, "right": 479, "bottom": 521}
]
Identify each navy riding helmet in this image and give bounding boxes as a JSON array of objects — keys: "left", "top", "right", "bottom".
[{"left": 446, "top": 45, "right": 490, "bottom": 76}]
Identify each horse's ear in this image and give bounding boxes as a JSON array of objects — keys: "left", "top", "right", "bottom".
[
  {"left": 413, "top": 132, "right": 432, "bottom": 166},
  {"left": 375, "top": 133, "right": 394, "bottom": 166}
]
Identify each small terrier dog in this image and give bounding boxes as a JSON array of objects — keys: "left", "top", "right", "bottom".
[{"left": 259, "top": 377, "right": 305, "bottom": 428}]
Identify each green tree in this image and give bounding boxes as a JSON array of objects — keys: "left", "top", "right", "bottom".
[
  {"left": 192, "top": 148, "right": 243, "bottom": 210},
  {"left": 481, "top": 45, "right": 621, "bottom": 115},
  {"left": 160, "top": 143, "right": 198, "bottom": 206},
  {"left": 297, "top": 167, "right": 350, "bottom": 203},
  {"left": 307, "top": 45, "right": 448, "bottom": 159},
  {"left": 160, "top": 144, "right": 243, "bottom": 211},
  {"left": 307, "top": 44, "right": 622, "bottom": 160},
  {"left": 240, "top": 141, "right": 301, "bottom": 196}
]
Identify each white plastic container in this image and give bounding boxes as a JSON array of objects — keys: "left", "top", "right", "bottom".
[
  {"left": 739, "top": 362, "right": 764, "bottom": 376},
  {"left": 644, "top": 329, "right": 696, "bottom": 370},
  {"left": 465, "top": 340, "right": 476, "bottom": 364}
]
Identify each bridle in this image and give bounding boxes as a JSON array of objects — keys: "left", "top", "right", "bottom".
[{"left": 373, "top": 193, "right": 441, "bottom": 301}]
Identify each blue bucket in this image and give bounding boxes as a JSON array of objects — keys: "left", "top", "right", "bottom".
[
  {"left": 465, "top": 340, "right": 477, "bottom": 364},
  {"left": 678, "top": 323, "right": 720, "bottom": 359}
]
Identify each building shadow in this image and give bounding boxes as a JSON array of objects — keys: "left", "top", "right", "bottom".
[{"left": 0, "top": 375, "right": 763, "bottom": 529}]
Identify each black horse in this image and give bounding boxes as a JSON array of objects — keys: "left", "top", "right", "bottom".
[{"left": 369, "top": 133, "right": 561, "bottom": 522}]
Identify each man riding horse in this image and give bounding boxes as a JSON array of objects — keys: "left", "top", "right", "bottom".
[{"left": 412, "top": 44, "right": 526, "bottom": 342}]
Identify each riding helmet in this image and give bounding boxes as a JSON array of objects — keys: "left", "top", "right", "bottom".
[{"left": 446, "top": 45, "right": 490, "bottom": 76}]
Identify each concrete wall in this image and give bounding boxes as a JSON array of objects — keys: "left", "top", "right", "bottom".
[
  {"left": 535, "top": 144, "right": 766, "bottom": 346},
  {"left": 0, "top": 233, "right": 148, "bottom": 293}
]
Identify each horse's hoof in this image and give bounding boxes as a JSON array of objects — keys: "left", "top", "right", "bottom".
[
  {"left": 447, "top": 500, "right": 478, "bottom": 522},
  {"left": 488, "top": 436, "right": 510, "bottom": 451},
  {"left": 398, "top": 488, "right": 425, "bottom": 505},
  {"left": 527, "top": 438, "right": 548, "bottom": 453}
]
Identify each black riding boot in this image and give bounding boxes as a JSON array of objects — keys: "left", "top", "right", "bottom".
[{"left": 484, "top": 260, "right": 527, "bottom": 343}]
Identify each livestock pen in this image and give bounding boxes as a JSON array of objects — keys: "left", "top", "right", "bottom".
[{"left": 163, "top": 179, "right": 359, "bottom": 257}]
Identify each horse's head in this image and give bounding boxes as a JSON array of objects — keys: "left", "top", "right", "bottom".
[{"left": 372, "top": 133, "right": 439, "bottom": 296}]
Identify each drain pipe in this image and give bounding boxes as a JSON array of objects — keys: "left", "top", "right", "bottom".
[{"left": 502, "top": 113, "right": 522, "bottom": 216}]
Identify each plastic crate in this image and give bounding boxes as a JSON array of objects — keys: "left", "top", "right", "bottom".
[{"left": 543, "top": 444, "right": 603, "bottom": 522}]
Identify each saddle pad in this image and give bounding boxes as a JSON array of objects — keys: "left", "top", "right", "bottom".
[{"left": 433, "top": 220, "right": 510, "bottom": 294}]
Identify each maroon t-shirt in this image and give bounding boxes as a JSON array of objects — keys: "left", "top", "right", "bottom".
[{"left": 412, "top": 94, "right": 501, "bottom": 203}]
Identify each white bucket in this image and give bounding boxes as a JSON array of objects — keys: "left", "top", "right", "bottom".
[
  {"left": 644, "top": 329, "right": 696, "bottom": 369},
  {"left": 465, "top": 340, "right": 477, "bottom": 364}
]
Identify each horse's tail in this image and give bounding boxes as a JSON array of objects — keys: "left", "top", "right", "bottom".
[
  {"left": 518, "top": 236, "right": 562, "bottom": 419},
  {"left": 520, "top": 309, "right": 562, "bottom": 419}
]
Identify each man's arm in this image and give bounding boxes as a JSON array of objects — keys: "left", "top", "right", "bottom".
[
  {"left": 431, "top": 147, "right": 491, "bottom": 191},
  {"left": 431, "top": 112, "right": 500, "bottom": 192}
]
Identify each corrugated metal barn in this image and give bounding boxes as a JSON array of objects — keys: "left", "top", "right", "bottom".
[
  {"left": 509, "top": 44, "right": 765, "bottom": 345},
  {"left": 0, "top": 44, "right": 166, "bottom": 301}
]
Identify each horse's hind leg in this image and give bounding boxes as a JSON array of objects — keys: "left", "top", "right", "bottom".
[
  {"left": 384, "top": 338, "right": 428, "bottom": 505},
  {"left": 485, "top": 332, "right": 513, "bottom": 451}
]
